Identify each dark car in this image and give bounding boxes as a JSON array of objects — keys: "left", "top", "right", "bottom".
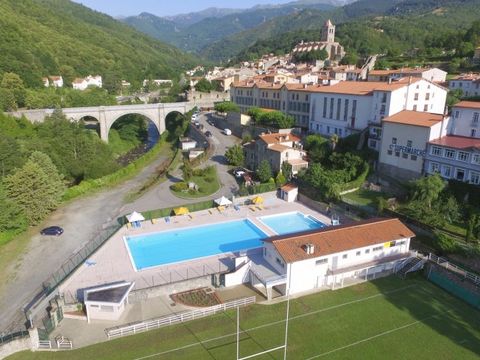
[
  {"left": 205, "top": 131, "right": 212, "bottom": 137},
  {"left": 40, "top": 226, "right": 64, "bottom": 236}
]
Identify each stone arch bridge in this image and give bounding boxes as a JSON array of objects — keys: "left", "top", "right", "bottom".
[{"left": 9, "top": 102, "right": 195, "bottom": 142}]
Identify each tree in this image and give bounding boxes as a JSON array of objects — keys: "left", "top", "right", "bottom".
[
  {"left": 247, "top": 107, "right": 262, "bottom": 123},
  {"left": 225, "top": 145, "right": 245, "bottom": 167},
  {"left": 256, "top": 160, "right": 272, "bottom": 183},
  {"left": 0, "top": 184, "right": 27, "bottom": 233},
  {"left": 182, "top": 160, "right": 193, "bottom": 181},
  {"left": 0, "top": 88, "right": 17, "bottom": 111},
  {"left": 0, "top": 135, "right": 24, "bottom": 177},
  {"left": 3, "top": 160, "right": 64, "bottom": 224},
  {"left": 275, "top": 171, "right": 287, "bottom": 187},
  {"left": 1, "top": 72, "right": 26, "bottom": 108},
  {"left": 281, "top": 161, "right": 293, "bottom": 181},
  {"left": 29, "top": 151, "right": 66, "bottom": 194},
  {"left": 214, "top": 101, "right": 240, "bottom": 113},
  {"left": 410, "top": 174, "right": 446, "bottom": 210},
  {"left": 194, "top": 78, "right": 214, "bottom": 93}
]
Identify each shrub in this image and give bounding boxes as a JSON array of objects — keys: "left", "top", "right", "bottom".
[
  {"left": 435, "top": 231, "right": 458, "bottom": 254},
  {"left": 171, "top": 182, "right": 188, "bottom": 192}
]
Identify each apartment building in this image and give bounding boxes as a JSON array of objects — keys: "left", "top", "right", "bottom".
[
  {"left": 449, "top": 74, "right": 480, "bottom": 97},
  {"left": 368, "top": 67, "right": 447, "bottom": 83}
]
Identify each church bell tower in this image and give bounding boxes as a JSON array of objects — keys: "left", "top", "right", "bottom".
[{"left": 321, "top": 19, "right": 335, "bottom": 43}]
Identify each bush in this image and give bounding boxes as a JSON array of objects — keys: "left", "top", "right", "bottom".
[
  {"left": 171, "top": 182, "right": 188, "bottom": 192},
  {"left": 435, "top": 231, "right": 458, "bottom": 254}
]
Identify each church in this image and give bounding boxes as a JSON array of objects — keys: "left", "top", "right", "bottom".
[{"left": 292, "top": 19, "right": 346, "bottom": 64}]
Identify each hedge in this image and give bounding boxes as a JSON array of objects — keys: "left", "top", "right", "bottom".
[
  {"left": 339, "top": 162, "right": 370, "bottom": 192},
  {"left": 134, "top": 200, "right": 216, "bottom": 223}
]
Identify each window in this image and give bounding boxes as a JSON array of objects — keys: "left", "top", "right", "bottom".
[
  {"left": 336, "top": 98, "right": 341, "bottom": 120},
  {"left": 402, "top": 153, "right": 408, "bottom": 159},
  {"left": 305, "top": 95, "right": 309, "bottom": 101},
  {"left": 392, "top": 137, "right": 397, "bottom": 145},
  {"left": 473, "top": 112, "right": 479, "bottom": 123},
  {"left": 425, "top": 93, "right": 430, "bottom": 100},
  {"left": 413, "top": 105, "right": 417, "bottom": 111},
  {"left": 323, "top": 97, "right": 327, "bottom": 117},
  {"left": 316, "top": 258, "right": 328, "bottom": 265},
  {"left": 327, "top": 126, "right": 330, "bottom": 134},
  {"left": 456, "top": 169, "right": 465, "bottom": 181},
  {"left": 365, "top": 249, "right": 370, "bottom": 254},
  {"left": 388, "top": 150, "right": 393, "bottom": 155},
  {"left": 444, "top": 149, "right": 455, "bottom": 159},
  {"left": 329, "top": 98, "right": 334, "bottom": 119},
  {"left": 342, "top": 254, "right": 348, "bottom": 259},
  {"left": 100, "top": 305, "right": 114, "bottom": 312},
  {"left": 414, "top": 93, "right": 419, "bottom": 100},
  {"left": 344, "top": 99, "right": 349, "bottom": 121},
  {"left": 352, "top": 100, "right": 357, "bottom": 119},
  {"left": 455, "top": 111, "right": 459, "bottom": 118},
  {"left": 424, "top": 104, "right": 428, "bottom": 112},
  {"left": 472, "top": 129, "right": 477, "bottom": 137},
  {"left": 407, "top": 140, "right": 413, "bottom": 147},
  {"left": 470, "top": 172, "right": 480, "bottom": 185},
  {"left": 373, "top": 246, "right": 383, "bottom": 252},
  {"left": 369, "top": 139, "right": 377, "bottom": 148},
  {"left": 431, "top": 146, "right": 442, "bottom": 156},
  {"left": 356, "top": 251, "right": 361, "bottom": 256},
  {"left": 381, "top": 92, "right": 387, "bottom": 103},
  {"left": 458, "top": 151, "right": 469, "bottom": 162},
  {"left": 442, "top": 165, "right": 451, "bottom": 178},
  {"left": 472, "top": 154, "right": 480, "bottom": 165},
  {"left": 430, "top": 162, "right": 440, "bottom": 173},
  {"left": 380, "top": 104, "right": 386, "bottom": 115},
  {"left": 276, "top": 257, "right": 284, "bottom": 268},
  {"left": 395, "top": 152, "right": 400, "bottom": 157},
  {"left": 411, "top": 155, "right": 417, "bottom": 161}
]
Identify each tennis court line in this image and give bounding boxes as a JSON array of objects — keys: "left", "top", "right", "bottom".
[
  {"left": 132, "top": 284, "right": 417, "bottom": 360},
  {"left": 304, "top": 309, "right": 454, "bottom": 359}
]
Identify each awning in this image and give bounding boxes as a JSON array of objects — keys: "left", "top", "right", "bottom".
[
  {"left": 174, "top": 207, "right": 190, "bottom": 215},
  {"left": 215, "top": 196, "right": 232, "bottom": 206},
  {"left": 126, "top": 211, "right": 145, "bottom": 223}
]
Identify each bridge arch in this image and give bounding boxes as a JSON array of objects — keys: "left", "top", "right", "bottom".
[
  {"left": 107, "top": 112, "right": 161, "bottom": 146},
  {"left": 79, "top": 115, "right": 101, "bottom": 136}
]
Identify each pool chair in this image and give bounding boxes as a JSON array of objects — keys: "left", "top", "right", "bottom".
[
  {"left": 188, "top": 214, "right": 194, "bottom": 220},
  {"left": 249, "top": 206, "right": 256, "bottom": 212},
  {"left": 217, "top": 206, "right": 225, "bottom": 213},
  {"left": 234, "top": 205, "right": 240, "bottom": 211},
  {"left": 256, "top": 204, "right": 264, "bottom": 211},
  {"left": 151, "top": 218, "right": 157, "bottom": 224},
  {"left": 165, "top": 216, "right": 171, "bottom": 224}
]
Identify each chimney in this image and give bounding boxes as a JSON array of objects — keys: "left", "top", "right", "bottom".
[{"left": 388, "top": 77, "right": 392, "bottom": 85}]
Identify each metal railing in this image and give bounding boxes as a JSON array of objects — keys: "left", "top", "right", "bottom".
[
  {"left": 0, "top": 331, "right": 29, "bottom": 345},
  {"left": 427, "top": 253, "right": 480, "bottom": 286},
  {"left": 37, "top": 340, "right": 52, "bottom": 350},
  {"left": 105, "top": 296, "right": 256, "bottom": 340}
]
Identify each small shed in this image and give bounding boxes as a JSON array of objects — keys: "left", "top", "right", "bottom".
[
  {"left": 281, "top": 183, "right": 298, "bottom": 203},
  {"left": 180, "top": 137, "right": 197, "bottom": 151},
  {"left": 126, "top": 211, "right": 145, "bottom": 228},
  {"left": 84, "top": 282, "right": 135, "bottom": 323}
]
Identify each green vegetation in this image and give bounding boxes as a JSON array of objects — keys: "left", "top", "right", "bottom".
[
  {"left": 0, "top": 0, "right": 195, "bottom": 90},
  {"left": 256, "top": 160, "right": 273, "bottom": 183},
  {"left": 225, "top": 145, "right": 245, "bottom": 167},
  {"left": 9, "top": 276, "right": 480, "bottom": 359},
  {"left": 248, "top": 107, "right": 295, "bottom": 129},
  {"left": 292, "top": 48, "right": 328, "bottom": 63},
  {"left": 170, "top": 166, "right": 220, "bottom": 199},
  {"left": 214, "top": 101, "right": 240, "bottom": 114},
  {"left": 194, "top": 78, "right": 215, "bottom": 93}
]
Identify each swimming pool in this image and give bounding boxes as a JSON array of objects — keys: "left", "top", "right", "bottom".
[
  {"left": 124, "top": 219, "right": 267, "bottom": 270},
  {"left": 258, "top": 212, "right": 326, "bottom": 235}
]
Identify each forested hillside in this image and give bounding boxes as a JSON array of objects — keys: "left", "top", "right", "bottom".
[
  {"left": 0, "top": 0, "right": 196, "bottom": 89},
  {"left": 123, "top": 1, "right": 336, "bottom": 53},
  {"left": 200, "top": 0, "right": 480, "bottom": 63}
]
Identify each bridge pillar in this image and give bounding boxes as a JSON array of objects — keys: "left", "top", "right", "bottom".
[{"left": 98, "top": 108, "right": 109, "bottom": 142}]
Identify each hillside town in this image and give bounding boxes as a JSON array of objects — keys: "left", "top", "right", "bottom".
[{"left": 1, "top": 2, "right": 480, "bottom": 360}]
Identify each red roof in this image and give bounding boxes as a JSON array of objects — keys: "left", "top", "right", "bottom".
[
  {"left": 259, "top": 133, "right": 301, "bottom": 145},
  {"left": 429, "top": 135, "right": 480, "bottom": 150},
  {"left": 454, "top": 101, "right": 480, "bottom": 110},
  {"left": 267, "top": 218, "right": 415, "bottom": 263},
  {"left": 383, "top": 111, "right": 444, "bottom": 128}
]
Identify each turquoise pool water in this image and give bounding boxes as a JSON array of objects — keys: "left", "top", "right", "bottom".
[
  {"left": 258, "top": 212, "right": 326, "bottom": 235},
  {"left": 125, "top": 219, "right": 266, "bottom": 270}
]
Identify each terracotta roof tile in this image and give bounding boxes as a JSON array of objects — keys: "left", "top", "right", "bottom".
[
  {"left": 429, "top": 135, "right": 480, "bottom": 150},
  {"left": 383, "top": 110, "right": 444, "bottom": 128},
  {"left": 281, "top": 183, "right": 297, "bottom": 191},
  {"left": 454, "top": 101, "right": 480, "bottom": 110},
  {"left": 269, "top": 144, "right": 291, "bottom": 152},
  {"left": 267, "top": 218, "right": 415, "bottom": 263},
  {"left": 259, "top": 133, "right": 301, "bottom": 144}
]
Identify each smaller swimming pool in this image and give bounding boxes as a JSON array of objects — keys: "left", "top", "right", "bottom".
[{"left": 258, "top": 211, "right": 326, "bottom": 235}]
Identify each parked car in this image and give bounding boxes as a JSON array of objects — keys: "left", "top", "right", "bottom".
[
  {"left": 40, "top": 226, "right": 64, "bottom": 236},
  {"left": 205, "top": 130, "right": 212, "bottom": 137},
  {"left": 194, "top": 121, "right": 200, "bottom": 127},
  {"left": 223, "top": 128, "right": 232, "bottom": 136}
]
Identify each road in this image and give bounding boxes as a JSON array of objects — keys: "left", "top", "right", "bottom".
[{"left": 0, "top": 112, "right": 239, "bottom": 332}]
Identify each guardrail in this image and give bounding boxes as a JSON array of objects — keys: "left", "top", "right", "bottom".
[
  {"left": 0, "top": 331, "right": 29, "bottom": 345},
  {"left": 105, "top": 296, "right": 256, "bottom": 340},
  {"left": 427, "top": 253, "right": 480, "bottom": 286}
]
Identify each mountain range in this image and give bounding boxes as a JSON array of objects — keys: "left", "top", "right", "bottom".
[
  {"left": 0, "top": 0, "right": 196, "bottom": 88},
  {"left": 122, "top": 0, "right": 345, "bottom": 54}
]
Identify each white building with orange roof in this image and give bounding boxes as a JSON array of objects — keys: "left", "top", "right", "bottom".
[
  {"left": 378, "top": 111, "right": 450, "bottom": 180},
  {"left": 243, "top": 132, "right": 308, "bottom": 174},
  {"left": 449, "top": 73, "right": 480, "bottom": 97},
  {"left": 308, "top": 77, "right": 447, "bottom": 150},
  {"left": 367, "top": 67, "right": 447, "bottom": 83},
  {"left": 42, "top": 75, "right": 63, "bottom": 88},
  {"left": 262, "top": 218, "right": 415, "bottom": 295}
]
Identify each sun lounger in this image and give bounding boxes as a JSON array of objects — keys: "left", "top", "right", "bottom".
[
  {"left": 256, "top": 205, "right": 264, "bottom": 211},
  {"left": 208, "top": 209, "right": 213, "bottom": 215},
  {"left": 249, "top": 206, "right": 256, "bottom": 212},
  {"left": 126, "top": 223, "right": 131, "bottom": 229},
  {"left": 151, "top": 218, "right": 157, "bottom": 224},
  {"left": 234, "top": 205, "right": 240, "bottom": 211},
  {"left": 188, "top": 214, "right": 193, "bottom": 219},
  {"left": 217, "top": 206, "right": 225, "bottom": 213},
  {"left": 165, "top": 217, "right": 171, "bottom": 223}
]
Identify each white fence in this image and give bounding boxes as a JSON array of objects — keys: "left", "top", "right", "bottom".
[
  {"left": 427, "top": 253, "right": 480, "bottom": 286},
  {"left": 105, "top": 296, "right": 256, "bottom": 340}
]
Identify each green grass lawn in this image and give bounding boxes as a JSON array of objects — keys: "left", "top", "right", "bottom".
[
  {"left": 171, "top": 166, "right": 220, "bottom": 199},
  {"left": 342, "top": 188, "right": 387, "bottom": 207},
  {"left": 9, "top": 276, "right": 480, "bottom": 359}
]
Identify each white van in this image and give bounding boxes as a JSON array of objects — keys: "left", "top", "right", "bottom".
[{"left": 223, "top": 128, "right": 232, "bottom": 136}]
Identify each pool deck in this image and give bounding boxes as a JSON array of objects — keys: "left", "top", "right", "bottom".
[{"left": 59, "top": 194, "right": 333, "bottom": 303}]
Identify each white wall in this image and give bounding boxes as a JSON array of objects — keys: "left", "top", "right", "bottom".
[
  {"left": 450, "top": 106, "right": 480, "bottom": 138},
  {"left": 224, "top": 261, "right": 251, "bottom": 287}
]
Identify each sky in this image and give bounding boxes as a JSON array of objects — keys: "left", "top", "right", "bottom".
[{"left": 73, "top": 0, "right": 294, "bottom": 17}]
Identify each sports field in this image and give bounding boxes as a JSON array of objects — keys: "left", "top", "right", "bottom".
[{"left": 8, "top": 275, "right": 480, "bottom": 360}]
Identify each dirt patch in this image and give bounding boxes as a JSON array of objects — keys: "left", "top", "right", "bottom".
[{"left": 170, "top": 287, "right": 222, "bottom": 307}]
